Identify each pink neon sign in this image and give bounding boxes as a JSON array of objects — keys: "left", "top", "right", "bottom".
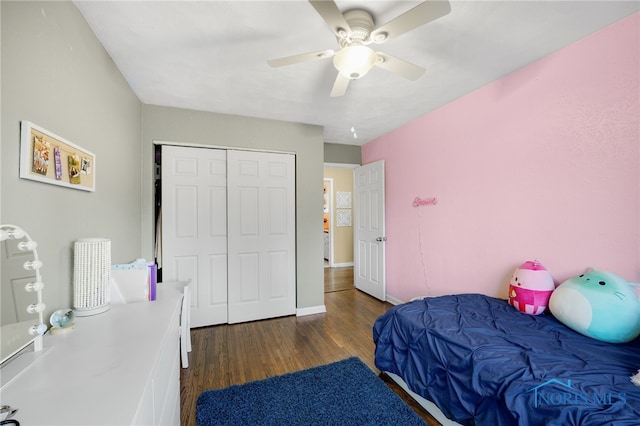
[{"left": 413, "top": 197, "right": 438, "bottom": 207}]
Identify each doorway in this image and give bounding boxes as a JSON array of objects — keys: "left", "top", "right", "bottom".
[
  {"left": 323, "top": 178, "right": 333, "bottom": 267},
  {"left": 324, "top": 266, "right": 354, "bottom": 293},
  {"left": 323, "top": 164, "right": 358, "bottom": 295},
  {"left": 323, "top": 164, "right": 357, "bottom": 268}
]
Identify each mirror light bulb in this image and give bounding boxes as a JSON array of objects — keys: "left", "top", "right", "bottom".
[
  {"left": 7, "top": 228, "right": 25, "bottom": 239},
  {"left": 24, "top": 260, "right": 43, "bottom": 270},
  {"left": 18, "top": 240, "right": 38, "bottom": 251},
  {"left": 26, "top": 302, "right": 46, "bottom": 314},
  {"left": 25, "top": 281, "right": 44, "bottom": 292},
  {"left": 29, "top": 323, "right": 48, "bottom": 336}
]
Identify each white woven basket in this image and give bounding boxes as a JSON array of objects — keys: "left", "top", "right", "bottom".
[{"left": 73, "top": 238, "right": 111, "bottom": 316}]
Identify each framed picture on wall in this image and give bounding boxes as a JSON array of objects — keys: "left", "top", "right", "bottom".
[
  {"left": 336, "top": 209, "right": 352, "bottom": 227},
  {"left": 19, "top": 121, "right": 96, "bottom": 192},
  {"left": 336, "top": 191, "right": 352, "bottom": 208}
]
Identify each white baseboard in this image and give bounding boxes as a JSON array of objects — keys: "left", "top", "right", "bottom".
[
  {"left": 330, "top": 262, "right": 354, "bottom": 267},
  {"left": 385, "top": 295, "right": 404, "bottom": 306},
  {"left": 296, "top": 305, "right": 327, "bottom": 316}
]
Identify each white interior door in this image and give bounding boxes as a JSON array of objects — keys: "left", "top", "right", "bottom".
[
  {"left": 354, "top": 160, "right": 386, "bottom": 300},
  {"left": 161, "top": 145, "right": 228, "bottom": 327},
  {"left": 227, "top": 150, "right": 296, "bottom": 324}
]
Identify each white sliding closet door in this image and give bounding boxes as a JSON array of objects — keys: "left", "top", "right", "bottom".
[
  {"left": 227, "top": 150, "right": 296, "bottom": 324},
  {"left": 161, "top": 145, "right": 228, "bottom": 327}
]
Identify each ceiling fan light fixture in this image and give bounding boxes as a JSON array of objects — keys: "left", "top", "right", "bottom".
[
  {"left": 269, "top": 0, "right": 451, "bottom": 97},
  {"left": 333, "top": 45, "right": 377, "bottom": 79},
  {"left": 336, "top": 28, "right": 348, "bottom": 38},
  {"left": 373, "top": 32, "right": 388, "bottom": 43}
]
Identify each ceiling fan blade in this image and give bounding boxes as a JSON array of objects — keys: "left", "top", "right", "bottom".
[
  {"left": 375, "top": 53, "right": 425, "bottom": 81},
  {"left": 330, "top": 73, "right": 350, "bottom": 97},
  {"left": 267, "top": 49, "right": 334, "bottom": 68},
  {"left": 370, "top": 0, "right": 451, "bottom": 43},
  {"left": 308, "top": 0, "right": 352, "bottom": 38}
]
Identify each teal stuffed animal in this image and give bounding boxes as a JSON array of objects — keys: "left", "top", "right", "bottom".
[{"left": 549, "top": 269, "right": 640, "bottom": 343}]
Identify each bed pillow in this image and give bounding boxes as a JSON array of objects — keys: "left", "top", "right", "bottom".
[
  {"left": 549, "top": 269, "right": 640, "bottom": 343},
  {"left": 508, "top": 260, "right": 555, "bottom": 315}
]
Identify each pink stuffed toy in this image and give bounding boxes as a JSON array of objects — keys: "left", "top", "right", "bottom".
[{"left": 508, "top": 260, "right": 555, "bottom": 315}]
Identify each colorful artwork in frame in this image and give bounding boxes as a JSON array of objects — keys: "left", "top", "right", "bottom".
[{"left": 19, "top": 121, "right": 95, "bottom": 192}]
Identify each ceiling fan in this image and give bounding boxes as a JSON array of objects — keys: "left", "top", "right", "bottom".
[{"left": 267, "top": 0, "right": 451, "bottom": 97}]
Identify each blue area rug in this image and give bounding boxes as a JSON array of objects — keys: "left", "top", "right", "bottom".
[{"left": 196, "top": 356, "right": 426, "bottom": 425}]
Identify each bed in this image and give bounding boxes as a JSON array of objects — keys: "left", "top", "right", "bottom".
[{"left": 373, "top": 293, "right": 640, "bottom": 425}]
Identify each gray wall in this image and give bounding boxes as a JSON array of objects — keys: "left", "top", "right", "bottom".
[
  {"left": 2, "top": 1, "right": 326, "bottom": 316},
  {"left": 323, "top": 143, "right": 361, "bottom": 165},
  {"left": 1, "top": 1, "right": 142, "bottom": 317},
  {"left": 141, "top": 105, "right": 326, "bottom": 310}
]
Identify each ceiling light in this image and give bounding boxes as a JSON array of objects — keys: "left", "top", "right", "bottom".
[
  {"left": 373, "top": 32, "right": 388, "bottom": 43},
  {"left": 333, "top": 45, "right": 377, "bottom": 79}
]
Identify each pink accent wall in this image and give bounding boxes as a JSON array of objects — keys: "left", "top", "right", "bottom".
[{"left": 362, "top": 14, "right": 639, "bottom": 302}]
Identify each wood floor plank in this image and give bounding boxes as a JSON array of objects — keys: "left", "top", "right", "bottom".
[
  {"left": 324, "top": 265, "right": 354, "bottom": 293},
  {"left": 180, "top": 268, "right": 441, "bottom": 426}
]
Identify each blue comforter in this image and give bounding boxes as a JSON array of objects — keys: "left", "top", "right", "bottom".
[{"left": 373, "top": 294, "right": 640, "bottom": 425}]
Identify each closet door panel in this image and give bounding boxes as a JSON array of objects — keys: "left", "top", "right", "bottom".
[
  {"left": 268, "top": 250, "right": 288, "bottom": 299},
  {"left": 228, "top": 150, "right": 296, "bottom": 324},
  {"left": 268, "top": 188, "right": 287, "bottom": 235},
  {"left": 162, "top": 146, "right": 228, "bottom": 327},
  {"left": 209, "top": 254, "right": 228, "bottom": 306},
  {"left": 239, "top": 186, "right": 259, "bottom": 236},
  {"left": 239, "top": 253, "right": 260, "bottom": 301},
  {"left": 175, "top": 186, "right": 197, "bottom": 237}
]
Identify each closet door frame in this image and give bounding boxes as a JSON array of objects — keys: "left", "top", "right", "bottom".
[{"left": 157, "top": 142, "right": 296, "bottom": 327}]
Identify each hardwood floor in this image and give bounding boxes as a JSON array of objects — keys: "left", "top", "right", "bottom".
[
  {"left": 180, "top": 267, "right": 441, "bottom": 426},
  {"left": 324, "top": 265, "right": 355, "bottom": 293}
]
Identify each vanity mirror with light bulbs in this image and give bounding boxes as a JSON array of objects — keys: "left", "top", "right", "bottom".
[
  {"left": 0, "top": 224, "right": 47, "bottom": 369},
  {"left": 0, "top": 222, "right": 184, "bottom": 424}
]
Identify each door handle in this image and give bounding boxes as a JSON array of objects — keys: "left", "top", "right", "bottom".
[{"left": 375, "top": 237, "right": 387, "bottom": 242}]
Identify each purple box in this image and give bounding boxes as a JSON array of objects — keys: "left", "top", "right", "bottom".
[{"left": 148, "top": 263, "right": 157, "bottom": 301}]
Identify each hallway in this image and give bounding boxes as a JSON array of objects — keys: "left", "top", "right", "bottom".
[{"left": 324, "top": 266, "right": 354, "bottom": 293}]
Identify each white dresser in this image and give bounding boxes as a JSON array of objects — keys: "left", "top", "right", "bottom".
[{"left": 0, "top": 283, "right": 184, "bottom": 425}]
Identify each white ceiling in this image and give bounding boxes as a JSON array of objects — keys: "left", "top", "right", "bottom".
[{"left": 73, "top": 1, "right": 639, "bottom": 146}]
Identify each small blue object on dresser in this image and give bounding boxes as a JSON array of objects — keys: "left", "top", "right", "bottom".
[{"left": 49, "top": 308, "right": 76, "bottom": 335}]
